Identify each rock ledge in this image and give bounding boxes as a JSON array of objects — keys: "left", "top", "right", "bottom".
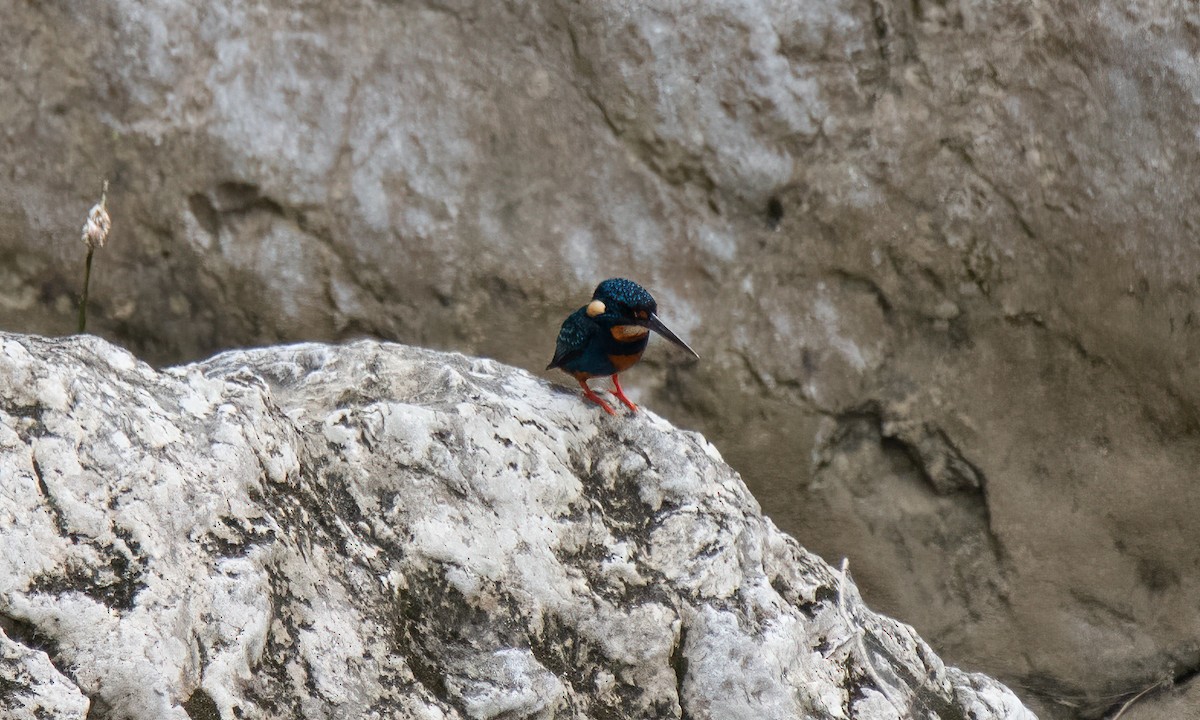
[{"left": 0, "top": 333, "right": 1033, "bottom": 719}]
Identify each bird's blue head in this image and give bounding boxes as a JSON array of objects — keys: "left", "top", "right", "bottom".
[
  {"left": 592, "top": 278, "right": 657, "bottom": 318},
  {"left": 584, "top": 278, "right": 698, "bottom": 358}
]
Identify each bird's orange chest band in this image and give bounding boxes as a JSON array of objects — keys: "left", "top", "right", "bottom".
[{"left": 606, "top": 350, "right": 644, "bottom": 372}]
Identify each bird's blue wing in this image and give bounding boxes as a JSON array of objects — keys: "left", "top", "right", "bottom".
[{"left": 546, "top": 307, "right": 595, "bottom": 370}]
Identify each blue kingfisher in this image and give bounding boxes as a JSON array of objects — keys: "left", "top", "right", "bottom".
[{"left": 547, "top": 278, "right": 699, "bottom": 415}]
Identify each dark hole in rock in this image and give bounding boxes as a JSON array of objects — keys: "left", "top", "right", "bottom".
[
  {"left": 766, "top": 196, "right": 784, "bottom": 229},
  {"left": 183, "top": 688, "right": 222, "bottom": 720}
]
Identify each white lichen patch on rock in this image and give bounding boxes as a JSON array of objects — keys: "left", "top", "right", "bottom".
[{"left": 0, "top": 333, "right": 1035, "bottom": 719}]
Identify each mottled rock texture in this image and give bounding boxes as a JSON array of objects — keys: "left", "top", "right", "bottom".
[
  {"left": 1117, "top": 676, "right": 1200, "bottom": 720},
  {"left": 2, "top": 1, "right": 1198, "bottom": 717},
  {"left": 0, "top": 333, "right": 1034, "bottom": 719}
]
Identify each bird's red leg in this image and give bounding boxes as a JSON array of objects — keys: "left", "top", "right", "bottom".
[
  {"left": 610, "top": 374, "right": 638, "bottom": 413},
  {"left": 578, "top": 378, "right": 617, "bottom": 415}
]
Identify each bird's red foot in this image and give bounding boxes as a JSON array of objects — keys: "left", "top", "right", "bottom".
[
  {"left": 578, "top": 379, "right": 617, "bottom": 415},
  {"left": 611, "top": 374, "right": 638, "bottom": 413}
]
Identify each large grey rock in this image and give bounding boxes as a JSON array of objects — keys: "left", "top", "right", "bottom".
[
  {"left": 3, "top": 1, "right": 1199, "bottom": 714},
  {"left": 0, "top": 332, "right": 1033, "bottom": 719}
]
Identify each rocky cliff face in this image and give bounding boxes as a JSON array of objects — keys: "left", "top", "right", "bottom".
[
  {"left": 0, "top": 333, "right": 1032, "bottom": 719},
  {"left": 4, "top": 1, "right": 1199, "bottom": 716}
]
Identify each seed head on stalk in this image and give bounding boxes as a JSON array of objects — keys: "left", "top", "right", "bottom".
[{"left": 77, "top": 181, "right": 111, "bottom": 333}]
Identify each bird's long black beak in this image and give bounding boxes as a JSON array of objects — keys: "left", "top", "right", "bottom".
[{"left": 646, "top": 313, "right": 700, "bottom": 359}]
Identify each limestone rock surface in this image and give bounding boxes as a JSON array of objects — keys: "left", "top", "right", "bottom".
[
  {"left": 6, "top": 1, "right": 1200, "bottom": 715},
  {"left": 0, "top": 332, "right": 1033, "bottom": 719}
]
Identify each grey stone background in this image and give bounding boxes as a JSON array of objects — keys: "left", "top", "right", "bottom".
[{"left": 4, "top": 1, "right": 1200, "bottom": 717}]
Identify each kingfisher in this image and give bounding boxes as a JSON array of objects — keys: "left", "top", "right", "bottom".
[{"left": 547, "top": 278, "right": 699, "bottom": 415}]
